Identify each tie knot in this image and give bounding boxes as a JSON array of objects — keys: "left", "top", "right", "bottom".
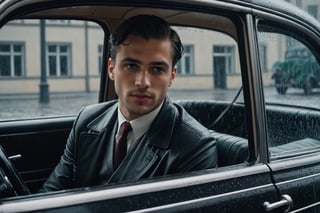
[{"left": 119, "top": 121, "right": 132, "bottom": 136}]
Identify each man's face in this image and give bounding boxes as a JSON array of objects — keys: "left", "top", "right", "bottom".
[{"left": 108, "top": 35, "right": 176, "bottom": 121}]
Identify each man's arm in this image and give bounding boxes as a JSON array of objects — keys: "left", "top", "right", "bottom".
[
  {"left": 177, "top": 134, "right": 217, "bottom": 173},
  {"left": 39, "top": 126, "right": 77, "bottom": 192},
  {"left": 39, "top": 107, "right": 87, "bottom": 192}
]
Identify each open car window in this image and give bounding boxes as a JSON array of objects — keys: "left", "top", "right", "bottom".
[
  {"left": 0, "top": 18, "right": 247, "bottom": 138},
  {"left": 0, "top": 16, "right": 248, "bottom": 142},
  {"left": 257, "top": 21, "right": 320, "bottom": 160},
  {"left": 169, "top": 26, "right": 246, "bottom": 138},
  {"left": 169, "top": 26, "right": 243, "bottom": 102},
  {"left": 0, "top": 5, "right": 253, "bottom": 207},
  {"left": 0, "top": 19, "right": 104, "bottom": 121}
]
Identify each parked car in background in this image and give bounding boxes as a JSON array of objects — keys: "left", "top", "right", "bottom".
[
  {"left": 272, "top": 45, "right": 320, "bottom": 95},
  {"left": 0, "top": 0, "right": 320, "bottom": 212}
]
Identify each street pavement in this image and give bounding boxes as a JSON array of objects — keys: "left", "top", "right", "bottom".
[{"left": 1, "top": 87, "right": 320, "bottom": 120}]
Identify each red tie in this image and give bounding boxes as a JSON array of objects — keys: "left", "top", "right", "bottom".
[{"left": 114, "top": 121, "right": 132, "bottom": 169}]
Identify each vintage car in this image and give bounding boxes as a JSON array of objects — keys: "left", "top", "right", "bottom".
[
  {"left": 272, "top": 45, "right": 320, "bottom": 95},
  {"left": 0, "top": 0, "right": 320, "bottom": 212}
]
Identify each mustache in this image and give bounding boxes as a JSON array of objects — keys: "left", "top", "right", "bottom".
[{"left": 129, "top": 89, "right": 154, "bottom": 98}]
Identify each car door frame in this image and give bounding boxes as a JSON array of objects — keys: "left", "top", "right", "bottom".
[{"left": 0, "top": 0, "right": 282, "bottom": 212}]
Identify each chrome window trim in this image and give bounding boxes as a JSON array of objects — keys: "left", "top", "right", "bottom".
[
  {"left": 244, "top": 13, "right": 269, "bottom": 164},
  {"left": 291, "top": 201, "right": 320, "bottom": 213}
]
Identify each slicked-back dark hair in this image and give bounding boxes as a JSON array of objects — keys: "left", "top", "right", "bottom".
[{"left": 108, "top": 15, "right": 184, "bottom": 68}]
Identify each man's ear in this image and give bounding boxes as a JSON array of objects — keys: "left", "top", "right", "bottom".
[
  {"left": 108, "top": 58, "right": 115, "bottom": 80},
  {"left": 169, "top": 67, "right": 177, "bottom": 87},
  {"left": 171, "top": 66, "right": 177, "bottom": 81}
]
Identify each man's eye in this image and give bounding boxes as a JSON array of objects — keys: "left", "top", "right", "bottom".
[
  {"left": 151, "top": 67, "right": 164, "bottom": 73},
  {"left": 125, "top": 64, "right": 138, "bottom": 70}
]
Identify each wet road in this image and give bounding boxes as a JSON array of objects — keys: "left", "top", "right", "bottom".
[{"left": 1, "top": 87, "right": 320, "bottom": 120}]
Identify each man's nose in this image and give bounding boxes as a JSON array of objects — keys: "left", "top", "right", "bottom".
[{"left": 135, "top": 70, "right": 151, "bottom": 88}]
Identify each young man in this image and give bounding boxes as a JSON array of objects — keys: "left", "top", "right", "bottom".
[{"left": 41, "top": 15, "right": 217, "bottom": 191}]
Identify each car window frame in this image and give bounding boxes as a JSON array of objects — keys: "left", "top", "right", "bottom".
[{"left": 254, "top": 10, "right": 320, "bottom": 161}]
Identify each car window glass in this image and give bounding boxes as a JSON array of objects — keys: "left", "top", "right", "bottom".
[
  {"left": 168, "top": 26, "right": 247, "bottom": 138},
  {"left": 257, "top": 22, "right": 320, "bottom": 160},
  {"left": 0, "top": 19, "right": 104, "bottom": 121},
  {"left": 0, "top": 6, "right": 252, "bottom": 202}
]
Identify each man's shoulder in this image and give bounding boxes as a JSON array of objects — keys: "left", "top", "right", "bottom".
[
  {"left": 74, "top": 100, "right": 117, "bottom": 128},
  {"left": 170, "top": 101, "right": 212, "bottom": 139},
  {"left": 79, "top": 100, "right": 117, "bottom": 118}
]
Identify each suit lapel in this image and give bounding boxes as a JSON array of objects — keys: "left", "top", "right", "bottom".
[
  {"left": 76, "top": 131, "right": 105, "bottom": 186},
  {"left": 108, "top": 98, "right": 178, "bottom": 183},
  {"left": 108, "top": 141, "right": 158, "bottom": 183},
  {"left": 76, "top": 103, "right": 118, "bottom": 186},
  {"left": 146, "top": 98, "right": 178, "bottom": 149}
]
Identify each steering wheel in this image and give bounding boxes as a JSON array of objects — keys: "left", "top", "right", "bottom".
[{"left": 0, "top": 145, "right": 30, "bottom": 197}]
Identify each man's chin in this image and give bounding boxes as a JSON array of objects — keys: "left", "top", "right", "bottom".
[{"left": 129, "top": 105, "right": 154, "bottom": 116}]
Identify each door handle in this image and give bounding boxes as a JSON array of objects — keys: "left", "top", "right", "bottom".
[
  {"left": 8, "top": 154, "right": 22, "bottom": 161},
  {"left": 263, "top": 194, "right": 293, "bottom": 212}
]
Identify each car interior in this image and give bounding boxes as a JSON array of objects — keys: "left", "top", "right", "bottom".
[{"left": 0, "top": 5, "right": 249, "bottom": 195}]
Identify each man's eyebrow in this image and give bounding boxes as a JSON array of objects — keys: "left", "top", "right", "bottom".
[
  {"left": 149, "top": 61, "right": 170, "bottom": 68},
  {"left": 121, "top": 57, "right": 142, "bottom": 64},
  {"left": 121, "top": 57, "right": 170, "bottom": 68}
]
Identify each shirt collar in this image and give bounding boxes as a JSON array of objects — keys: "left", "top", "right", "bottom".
[{"left": 117, "top": 101, "right": 163, "bottom": 141}]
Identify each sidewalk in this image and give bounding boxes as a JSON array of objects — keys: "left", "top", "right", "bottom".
[
  {"left": 0, "top": 92, "right": 99, "bottom": 101},
  {"left": 0, "top": 92, "right": 99, "bottom": 120}
]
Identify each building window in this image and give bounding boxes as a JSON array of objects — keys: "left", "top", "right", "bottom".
[
  {"left": 177, "top": 44, "right": 194, "bottom": 75},
  {"left": 213, "top": 45, "right": 235, "bottom": 74},
  {"left": 47, "top": 44, "right": 71, "bottom": 77},
  {"left": 98, "top": 44, "right": 103, "bottom": 73},
  {"left": 0, "top": 43, "right": 25, "bottom": 77},
  {"left": 308, "top": 5, "right": 318, "bottom": 20}
]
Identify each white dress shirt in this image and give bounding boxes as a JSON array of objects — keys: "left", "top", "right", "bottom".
[{"left": 117, "top": 102, "right": 163, "bottom": 152}]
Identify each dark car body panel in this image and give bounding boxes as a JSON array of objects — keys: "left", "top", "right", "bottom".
[
  {"left": 1, "top": 165, "right": 276, "bottom": 212},
  {"left": 0, "top": 117, "right": 74, "bottom": 192}
]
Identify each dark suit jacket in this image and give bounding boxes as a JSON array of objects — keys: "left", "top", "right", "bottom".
[{"left": 41, "top": 98, "right": 217, "bottom": 191}]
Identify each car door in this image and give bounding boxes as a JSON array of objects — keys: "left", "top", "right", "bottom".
[
  {"left": 255, "top": 2, "right": 320, "bottom": 212},
  {"left": 0, "top": 0, "right": 285, "bottom": 212}
]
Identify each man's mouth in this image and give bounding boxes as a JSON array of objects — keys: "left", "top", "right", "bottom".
[
  {"left": 130, "top": 92, "right": 153, "bottom": 102},
  {"left": 134, "top": 94, "right": 151, "bottom": 98}
]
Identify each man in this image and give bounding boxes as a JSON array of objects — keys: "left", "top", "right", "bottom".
[{"left": 41, "top": 15, "right": 217, "bottom": 191}]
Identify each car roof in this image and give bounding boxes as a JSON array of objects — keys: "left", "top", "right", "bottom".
[
  {"left": 250, "top": 0, "right": 320, "bottom": 31},
  {"left": 0, "top": 0, "right": 319, "bottom": 40}
]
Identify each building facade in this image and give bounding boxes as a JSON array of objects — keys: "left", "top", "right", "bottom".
[{"left": 0, "top": 0, "right": 318, "bottom": 95}]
